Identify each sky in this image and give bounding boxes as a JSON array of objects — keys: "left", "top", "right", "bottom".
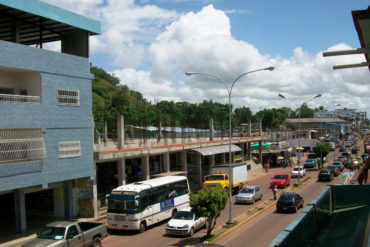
[{"left": 43, "top": 0, "right": 370, "bottom": 115}]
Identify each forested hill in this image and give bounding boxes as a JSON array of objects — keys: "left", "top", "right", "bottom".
[{"left": 90, "top": 65, "right": 317, "bottom": 134}]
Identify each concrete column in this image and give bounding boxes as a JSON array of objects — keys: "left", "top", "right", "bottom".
[
  {"left": 11, "top": 21, "right": 20, "bottom": 43},
  {"left": 209, "top": 155, "right": 215, "bottom": 167},
  {"left": 103, "top": 120, "right": 108, "bottom": 143},
  {"left": 209, "top": 118, "right": 214, "bottom": 141},
  {"left": 181, "top": 150, "right": 188, "bottom": 173},
  {"left": 142, "top": 155, "right": 150, "bottom": 180},
  {"left": 117, "top": 158, "right": 126, "bottom": 186},
  {"left": 163, "top": 152, "right": 170, "bottom": 172},
  {"left": 259, "top": 120, "right": 262, "bottom": 136},
  {"left": 14, "top": 189, "right": 26, "bottom": 233},
  {"left": 258, "top": 140, "right": 263, "bottom": 164},
  {"left": 117, "top": 114, "right": 125, "bottom": 149},
  {"left": 92, "top": 176, "right": 99, "bottom": 218},
  {"left": 64, "top": 180, "right": 73, "bottom": 220},
  {"left": 248, "top": 119, "right": 252, "bottom": 137},
  {"left": 196, "top": 153, "right": 202, "bottom": 188},
  {"left": 247, "top": 142, "right": 252, "bottom": 160},
  {"left": 157, "top": 121, "right": 162, "bottom": 143},
  {"left": 240, "top": 143, "right": 245, "bottom": 160}
]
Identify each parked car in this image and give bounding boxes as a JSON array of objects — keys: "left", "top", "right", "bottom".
[
  {"left": 270, "top": 173, "right": 290, "bottom": 188},
  {"left": 351, "top": 147, "right": 359, "bottom": 155},
  {"left": 291, "top": 166, "right": 305, "bottom": 178},
  {"left": 351, "top": 159, "right": 360, "bottom": 170},
  {"left": 332, "top": 161, "right": 344, "bottom": 172},
  {"left": 345, "top": 141, "right": 353, "bottom": 147},
  {"left": 361, "top": 153, "right": 369, "bottom": 162},
  {"left": 276, "top": 192, "right": 304, "bottom": 213},
  {"left": 326, "top": 165, "right": 340, "bottom": 176},
  {"left": 166, "top": 208, "right": 207, "bottom": 236},
  {"left": 21, "top": 221, "right": 107, "bottom": 247},
  {"left": 329, "top": 142, "right": 335, "bottom": 151},
  {"left": 337, "top": 156, "right": 347, "bottom": 164},
  {"left": 304, "top": 159, "right": 317, "bottom": 169},
  {"left": 341, "top": 152, "right": 351, "bottom": 159},
  {"left": 236, "top": 186, "right": 262, "bottom": 204},
  {"left": 317, "top": 169, "right": 333, "bottom": 182}
]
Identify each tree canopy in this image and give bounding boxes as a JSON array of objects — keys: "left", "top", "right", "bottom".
[{"left": 190, "top": 188, "right": 228, "bottom": 237}]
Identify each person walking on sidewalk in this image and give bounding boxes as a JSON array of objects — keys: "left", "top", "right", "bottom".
[
  {"left": 272, "top": 184, "right": 278, "bottom": 200},
  {"left": 264, "top": 162, "right": 269, "bottom": 173}
]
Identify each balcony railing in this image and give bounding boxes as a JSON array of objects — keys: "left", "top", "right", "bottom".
[{"left": 0, "top": 94, "right": 41, "bottom": 104}]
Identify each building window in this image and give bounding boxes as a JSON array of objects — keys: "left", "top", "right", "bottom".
[
  {"left": 0, "top": 129, "right": 44, "bottom": 164},
  {"left": 58, "top": 89, "right": 79, "bottom": 106},
  {"left": 59, "top": 141, "right": 81, "bottom": 158}
]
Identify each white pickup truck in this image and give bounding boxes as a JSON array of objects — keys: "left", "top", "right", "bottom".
[{"left": 21, "top": 221, "right": 107, "bottom": 247}]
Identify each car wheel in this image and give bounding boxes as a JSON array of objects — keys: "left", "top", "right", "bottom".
[
  {"left": 252, "top": 198, "right": 255, "bottom": 204},
  {"left": 92, "top": 238, "right": 102, "bottom": 247},
  {"left": 189, "top": 227, "right": 194, "bottom": 236},
  {"left": 293, "top": 206, "right": 297, "bottom": 213},
  {"left": 139, "top": 221, "right": 146, "bottom": 233}
]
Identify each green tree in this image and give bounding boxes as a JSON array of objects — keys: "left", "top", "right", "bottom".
[
  {"left": 298, "top": 103, "right": 315, "bottom": 118},
  {"left": 313, "top": 142, "right": 330, "bottom": 168},
  {"left": 190, "top": 188, "right": 228, "bottom": 237}
]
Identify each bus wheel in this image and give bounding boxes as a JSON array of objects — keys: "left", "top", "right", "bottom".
[{"left": 139, "top": 221, "right": 146, "bottom": 233}]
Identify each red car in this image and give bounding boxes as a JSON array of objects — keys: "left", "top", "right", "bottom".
[{"left": 270, "top": 173, "right": 291, "bottom": 188}]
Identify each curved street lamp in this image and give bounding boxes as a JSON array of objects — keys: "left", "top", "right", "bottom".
[
  {"left": 278, "top": 93, "right": 321, "bottom": 184},
  {"left": 186, "top": 66, "right": 274, "bottom": 224}
]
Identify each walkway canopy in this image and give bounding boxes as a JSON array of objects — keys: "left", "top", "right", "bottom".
[{"left": 191, "top": 144, "right": 241, "bottom": 156}]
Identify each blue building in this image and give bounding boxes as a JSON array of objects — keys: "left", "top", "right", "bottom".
[{"left": 0, "top": 0, "right": 100, "bottom": 233}]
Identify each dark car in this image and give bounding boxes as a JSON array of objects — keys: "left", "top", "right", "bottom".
[
  {"left": 332, "top": 161, "right": 344, "bottom": 172},
  {"left": 276, "top": 192, "right": 304, "bottom": 213},
  {"left": 339, "top": 146, "right": 346, "bottom": 152},
  {"left": 318, "top": 169, "right": 333, "bottom": 182},
  {"left": 341, "top": 152, "right": 351, "bottom": 159},
  {"left": 351, "top": 148, "right": 358, "bottom": 155},
  {"left": 361, "top": 153, "right": 369, "bottom": 162},
  {"left": 326, "top": 165, "right": 340, "bottom": 176}
]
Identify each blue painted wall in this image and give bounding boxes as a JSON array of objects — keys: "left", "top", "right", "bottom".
[{"left": 0, "top": 40, "right": 94, "bottom": 191}]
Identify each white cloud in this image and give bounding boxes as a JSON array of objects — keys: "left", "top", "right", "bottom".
[{"left": 44, "top": 1, "right": 370, "bottom": 114}]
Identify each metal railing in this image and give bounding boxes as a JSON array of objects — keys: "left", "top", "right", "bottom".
[{"left": 0, "top": 94, "right": 41, "bottom": 104}]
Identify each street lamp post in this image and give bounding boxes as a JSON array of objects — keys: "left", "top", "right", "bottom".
[
  {"left": 279, "top": 93, "right": 321, "bottom": 184},
  {"left": 186, "top": 66, "right": 274, "bottom": 224}
]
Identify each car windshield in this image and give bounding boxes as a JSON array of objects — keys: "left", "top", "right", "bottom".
[
  {"left": 173, "top": 211, "right": 194, "bottom": 220},
  {"left": 327, "top": 166, "right": 335, "bottom": 170},
  {"left": 205, "top": 175, "right": 224, "bottom": 181},
  {"left": 240, "top": 188, "right": 254, "bottom": 193},
  {"left": 320, "top": 170, "right": 329, "bottom": 174},
  {"left": 293, "top": 167, "right": 302, "bottom": 171},
  {"left": 273, "top": 175, "right": 286, "bottom": 179},
  {"left": 38, "top": 226, "right": 66, "bottom": 240},
  {"left": 306, "top": 159, "right": 314, "bottom": 162},
  {"left": 333, "top": 162, "right": 341, "bottom": 165}
]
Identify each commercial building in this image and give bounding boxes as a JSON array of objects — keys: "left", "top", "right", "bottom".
[{"left": 0, "top": 0, "right": 100, "bottom": 234}]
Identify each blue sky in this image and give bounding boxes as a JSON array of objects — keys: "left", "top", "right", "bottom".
[{"left": 45, "top": 0, "right": 370, "bottom": 114}]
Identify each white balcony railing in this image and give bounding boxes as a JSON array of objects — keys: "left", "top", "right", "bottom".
[{"left": 0, "top": 94, "right": 41, "bottom": 104}]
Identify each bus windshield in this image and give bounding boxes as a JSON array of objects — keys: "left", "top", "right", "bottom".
[{"left": 108, "top": 194, "right": 138, "bottom": 213}]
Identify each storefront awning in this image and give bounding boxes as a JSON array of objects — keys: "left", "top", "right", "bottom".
[{"left": 191, "top": 144, "right": 241, "bottom": 156}]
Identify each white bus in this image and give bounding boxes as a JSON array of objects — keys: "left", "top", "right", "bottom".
[{"left": 106, "top": 176, "right": 190, "bottom": 232}]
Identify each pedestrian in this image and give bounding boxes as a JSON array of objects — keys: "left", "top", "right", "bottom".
[
  {"left": 272, "top": 184, "right": 278, "bottom": 200},
  {"left": 264, "top": 162, "right": 269, "bottom": 173}
]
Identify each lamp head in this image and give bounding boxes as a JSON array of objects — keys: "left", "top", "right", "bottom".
[
  {"left": 315, "top": 94, "right": 322, "bottom": 99},
  {"left": 185, "top": 72, "right": 193, "bottom": 76},
  {"left": 265, "top": 66, "right": 275, "bottom": 71},
  {"left": 278, "top": 94, "right": 285, "bottom": 99}
]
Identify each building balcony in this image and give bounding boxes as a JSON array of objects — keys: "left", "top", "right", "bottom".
[{"left": 0, "top": 93, "right": 41, "bottom": 104}]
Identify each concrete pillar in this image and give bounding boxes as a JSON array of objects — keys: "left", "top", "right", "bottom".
[
  {"left": 92, "top": 176, "right": 99, "bottom": 218},
  {"left": 142, "top": 155, "right": 150, "bottom": 180},
  {"left": 247, "top": 142, "right": 252, "bottom": 160},
  {"left": 248, "top": 119, "right": 252, "bottom": 137},
  {"left": 209, "top": 155, "right": 215, "bottom": 167},
  {"left": 258, "top": 140, "right": 263, "bottom": 164},
  {"left": 157, "top": 121, "right": 162, "bottom": 143},
  {"left": 259, "top": 120, "right": 262, "bottom": 136},
  {"left": 181, "top": 150, "right": 188, "bottom": 173},
  {"left": 117, "top": 158, "right": 126, "bottom": 186},
  {"left": 196, "top": 153, "right": 202, "bottom": 188},
  {"left": 14, "top": 190, "right": 26, "bottom": 233},
  {"left": 103, "top": 120, "right": 108, "bottom": 143},
  {"left": 240, "top": 143, "right": 245, "bottom": 160},
  {"left": 209, "top": 118, "right": 214, "bottom": 141},
  {"left": 117, "top": 114, "right": 125, "bottom": 149},
  {"left": 64, "top": 180, "right": 73, "bottom": 220},
  {"left": 163, "top": 152, "right": 170, "bottom": 172}
]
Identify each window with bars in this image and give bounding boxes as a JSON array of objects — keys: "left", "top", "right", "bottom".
[
  {"left": 59, "top": 141, "right": 81, "bottom": 158},
  {"left": 58, "top": 89, "right": 79, "bottom": 106},
  {"left": 0, "top": 129, "right": 44, "bottom": 164}
]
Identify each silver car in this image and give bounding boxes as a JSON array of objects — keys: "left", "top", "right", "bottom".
[{"left": 236, "top": 186, "right": 262, "bottom": 204}]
